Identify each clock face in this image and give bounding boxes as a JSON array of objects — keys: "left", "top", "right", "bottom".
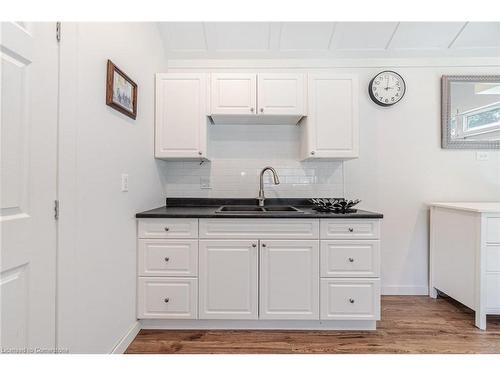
[{"left": 369, "top": 71, "right": 406, "bottom": 107}]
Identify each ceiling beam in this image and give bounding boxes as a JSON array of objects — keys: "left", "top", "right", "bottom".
[{"left": 448, "top": 22, "right": 469, "bottom": 49}]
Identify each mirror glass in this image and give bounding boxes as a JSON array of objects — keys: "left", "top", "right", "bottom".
[{"left": 442, "top": 76, "right": 500, "bottom": 149}]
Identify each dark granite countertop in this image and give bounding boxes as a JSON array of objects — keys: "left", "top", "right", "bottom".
[{"left": 136, "top": 198, "right": 383, "bottom": 219}]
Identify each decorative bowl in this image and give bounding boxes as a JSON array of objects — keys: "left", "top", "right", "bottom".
[{"left": 309, "top": 198, "right": 361, "bottom": 213}]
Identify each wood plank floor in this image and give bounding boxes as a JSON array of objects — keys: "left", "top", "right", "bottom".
[{"left": 125, "top": 296, "right": 500, "bottom": 354}]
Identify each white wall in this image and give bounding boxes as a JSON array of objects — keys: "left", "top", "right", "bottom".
[
  {"left": 58, "top": 23, "right": 167, "bottom": 353},
  {"left": 166, "top": 59, "right": 500, "bottom": 295}
]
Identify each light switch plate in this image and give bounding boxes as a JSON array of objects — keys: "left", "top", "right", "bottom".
[
  {"left": 121, "top": 174, "right": 129, "bottom": 192},
  {"left": 476, "top": 151, "right": 489, "bottom": 161}
]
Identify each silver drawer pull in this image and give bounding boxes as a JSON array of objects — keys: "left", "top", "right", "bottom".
[
  {"left": 349, "top": 298, "right": 355, "bottom": 304},
  {"left": 164, "top": 257, "right": 170, "bottom": 262},
  {"left": 164, "top": 227, "right": 170, "bottom": 232},
  {"left": 348, "top": 228, "right": 354, "bottom": 232},
  {"left": 348, "top": 257, "right": 354, "bottom": 263},
  {"left": 164, "top": 298, "right": 170, "bottom": 303}
]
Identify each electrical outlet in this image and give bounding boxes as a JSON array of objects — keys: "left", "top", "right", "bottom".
[
  {"left": 121, "top": 174, "right": 129, "bottom": 192},
  {"left": 200, "top": 177, "right": 211, "bottom": 189},
  {"left": 476, "top": 151, "right": 489, "bottom": 161}
]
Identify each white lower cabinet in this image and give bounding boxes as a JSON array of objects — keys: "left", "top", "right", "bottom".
[
  {"left": 199, "top": 240, "right": 258, "bottom": 319},
  {"left": 259, "top": 240, "right": 319, "bottom": 320},
  {"left": 137, "top": 218, "right": 381, "bottom": 329}
]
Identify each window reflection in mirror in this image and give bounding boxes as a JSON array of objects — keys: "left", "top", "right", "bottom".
[{"left": 450, "top": 81, "right": 500, "bottom": 141}]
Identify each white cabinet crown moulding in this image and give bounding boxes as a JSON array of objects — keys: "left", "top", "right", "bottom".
[{"left": 155, "top": 72, "right": 359, "bottom": 160}]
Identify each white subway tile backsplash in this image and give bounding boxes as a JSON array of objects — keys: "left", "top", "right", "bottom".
[{"left": 160, "top": 158, "right": 344, "bottom": 198}]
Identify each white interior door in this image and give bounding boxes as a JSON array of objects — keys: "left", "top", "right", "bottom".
[{"left": 1, "top": 22, "right": 58, "bottom": 352}]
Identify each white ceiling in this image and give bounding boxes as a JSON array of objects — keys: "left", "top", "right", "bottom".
[{"left": 157, "top": 22, "right": 500, "bottom": 59}]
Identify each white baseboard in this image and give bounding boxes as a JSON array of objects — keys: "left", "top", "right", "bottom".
[
  {"left": 141, "top": 319, "right": 377, "bottom": 331},
  {"left": 111, "top": 321, "right": 141, "bottom": 354},
  {"left": 382, "top": 285, "right": 429, "bottom": 295}
]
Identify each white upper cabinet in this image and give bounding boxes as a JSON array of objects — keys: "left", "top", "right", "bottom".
[
  {"left": 210, "top": 73, "right": 306, "bottom": 124},
  {"left": 154, "top": 71, "right": 359, "bottom": 159},
  {"left": 210, "top": 73, "right": 257, "bottom": 115},
  {"left": 301, "top": 74, "right": 359, "bottom": 159},
  {"left": 257, "top": 73, "right": 305, "bottom": 116},
  {"left": 155, "top": 73, "right": 208, "bottom": 159}
]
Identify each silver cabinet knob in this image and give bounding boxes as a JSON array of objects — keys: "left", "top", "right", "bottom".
[
  {"left": 198, "top": 151, "right": 202, "bottom": 156},
  {"left": 164, "top": 298, "right": 170, "bottom": 303},
  {"left": 310, "top": 151, "right": 315, "bottom": 155},
  {"left": 348, "top": 228, "right": 354, "bottom": 232},
  {"left": 164, "top": 257, "right": 170, "bottom": 262},
  {"left": 252, "top": 243, "right": 257, "bottom": 248},
  {"left": 349, "top": 298, "right": 355, "bottom": 304},
  {"left": 262, "top": 243, "right": 266, "bottom": 248},
  {"left": 260, "top": 108, "right": 264, "bottom": 113},
  {"left": 250, "top": 107, "right": 254, "bottom": 112},
  {"left": 348, "top": 257, "right": 354, "bottom": 263},
  {"left": 164, "top": 227, "right": 170, "bottom": 232}
]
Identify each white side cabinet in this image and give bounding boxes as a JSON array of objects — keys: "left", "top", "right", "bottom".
[
  {"left": 429, "top": 202, "right": 500, "bottom": 330},
  {"left": 155, "top": 73, "right": 208, "bottom": 159},
  {"left": 301, "top": 74, "right": 359, "bottom": 159}
]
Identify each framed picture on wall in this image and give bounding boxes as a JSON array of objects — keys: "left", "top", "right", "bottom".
[{"left": 106, "top": 60, "right": 137, "bottom": 119}]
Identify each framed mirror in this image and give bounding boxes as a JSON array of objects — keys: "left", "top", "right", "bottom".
[{"left": 442, "top": 75, "right": 500, "bottom": 149}]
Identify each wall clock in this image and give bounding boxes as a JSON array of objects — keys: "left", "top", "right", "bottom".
[{"left": 368, "top": 70, "right": 406, "bottom": 107}]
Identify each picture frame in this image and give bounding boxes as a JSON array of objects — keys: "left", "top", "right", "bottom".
[{"left": 106, "top": 59, "right": 138, "bottom": 119}]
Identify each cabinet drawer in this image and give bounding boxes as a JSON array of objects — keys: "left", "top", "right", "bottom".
[
  {"left": 486, "top": 245, "right": 500, "bottom": 272},
  {"left": 199, "top": 219, "right": 319, "bottom": 239},
  {"left": 486, "top": 274, "right": 500, "bottom": 310},
  {"left": 138, "top": 277, "right": 197, "bottom": 319},
  {"left": 320, "top": 219, "right": 380, "bottom": 239},
  {"left": 486, "top": 217, "right": 500, "bottom": 243},
  {"left": 320, "top": 279, "right": 380, "bottom": 320},
  {"left": 321, "top": 240, "right": 380, "bottom": 278},
  {"left": 138, "top": 239, "right": 198, "bottom": 277},
  {"left": 138, "top": 219, "right": 198, "bottom": 239}
]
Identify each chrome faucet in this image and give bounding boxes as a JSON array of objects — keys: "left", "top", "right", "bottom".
[{"left": 257, "top": 166, "right": 280, "bottom": 207}]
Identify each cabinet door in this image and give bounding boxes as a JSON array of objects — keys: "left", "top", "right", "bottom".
[
  {"left": 259, "top": 240, "right": 319, "bottom": 320},
  {"left": 155, "top": 73, "right": 208, "bottom": 159},
  {"left": 199, "top": 240, "right": 258, "bottom": 319},
  {"left": 257, "top": 73, "right": 305, "bottom": 115},
  {"left": 302, "top": 74, "right": 358, "bottom": 159},
  {"left": 210, "top": 73, "right": 257, "bottom": 115}
]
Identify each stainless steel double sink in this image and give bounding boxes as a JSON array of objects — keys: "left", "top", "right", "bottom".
[{"left": 215, "top": 205, "right": 303, "bottom": 214}]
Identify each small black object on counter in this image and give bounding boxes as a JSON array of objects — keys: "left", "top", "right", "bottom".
[{"left": 310, "top": 198, "right": 361, "bottom": 213}]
